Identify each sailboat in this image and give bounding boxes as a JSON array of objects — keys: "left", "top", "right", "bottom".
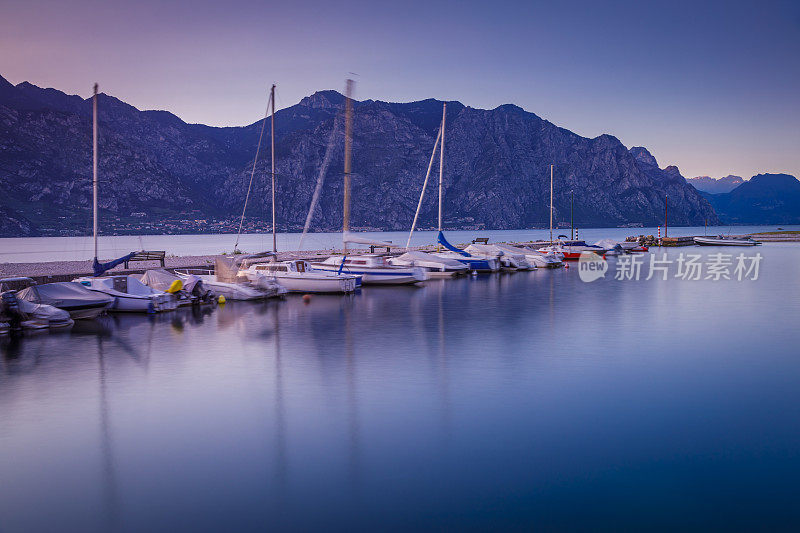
[
  {"left": 416, "top": 103, "right": 499, "bottom": 272},
  {"left": 73, "top": 84, "right": 178, "bottom": 313},
  {"left": 310, "top": 79, "right": 426, "bottom": 285},
  {"left": 534, "top": 165, "right": 604, "bottom": 261},
  {"left": 235, "top": 85, "right": 361, "bottom": 293}
]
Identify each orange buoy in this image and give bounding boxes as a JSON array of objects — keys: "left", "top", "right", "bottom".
[{"left": 302, "top": 294, "right": 312, "bottom": 304}]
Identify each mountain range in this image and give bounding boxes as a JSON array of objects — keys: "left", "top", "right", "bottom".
[
  {"left": 687, "top": 175, "right": 744, "bottom": 194},
  {"left": 700, "top": 174, "right": 800, "bottom": 225},
  {"left": 1, "top": 74, "right": 722, "bottom": 237}
]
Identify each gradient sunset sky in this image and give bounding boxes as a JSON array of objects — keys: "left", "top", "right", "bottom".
[{"left": 1, "top": 0, "right": 798, "bottom": 180}]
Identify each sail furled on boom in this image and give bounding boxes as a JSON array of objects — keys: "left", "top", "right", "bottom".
[
  {"left": 437, "top": 231, "right": 469, "bottom": 256},
  {"left": 93, "top": 252, "right": 136, "bottom": 277}
]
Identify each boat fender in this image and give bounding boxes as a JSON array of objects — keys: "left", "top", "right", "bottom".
[{"left": 564, "top": 263, "right": 569, "bottom": 269}]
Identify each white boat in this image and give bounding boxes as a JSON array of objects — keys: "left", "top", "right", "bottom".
[
  {"left": 311, "top": 255, "right": 427, "bottom": 285},
  {"left": 175, "top": 270, "right": 272, "bottom": 300},
  {"left": 538, "top": 240, "right": 606, "bottom": 261},
  {"left": 387, "top": 251, "right": 469, "bottom": 278},
  {"left": 15, "top": 281, "right": 114, "bottom": 319},
  {"left": 694, "top": 235, "right": 760, "bottom": 246},
  {"left": 240, "top": 258, "right": 359, "bottom": 293},
  {"left": 494, "top": 243, "right": 564, "bottom": 269},
  {"left": 463, "top": 243, "right": 534, "bottom": 271},
  {"left": 74, "top": 275, "right": 178, "bottom": 313}
]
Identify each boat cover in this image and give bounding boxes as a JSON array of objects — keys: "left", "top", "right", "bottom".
[
  {"left": 394, "top": 251, "right": 466, "bottom": 268},
  {"left": 593, "top": 239, "right": 620, "bottom": 251},
  {"left": 437, "top": 231, "right": 469, "bottom": 256},
  {"left": 215, "top": 256, "right": 240, "bottom": 283},
  {"left": 140, "top": 269, "right": 199, "bottom": 293},
  {"left": 15, "top": 298, "right": 73, "bottom": 325},
  {"left": 17, "top": 282, "right": 114, "bottom": 309},
  {"left": 464, "top": 244, "right": 505, "bottom": 257}
]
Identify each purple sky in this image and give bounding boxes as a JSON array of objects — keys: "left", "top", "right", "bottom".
[{"left": 1, "top": 0, "right": 798, "bottom": 179}]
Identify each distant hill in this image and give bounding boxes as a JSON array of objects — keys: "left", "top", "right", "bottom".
[
  {"left": 0, "top": 74, "right": 718, "bottom": 237},
  {"left": 701, "top": 173, "right": 800, "bottom": 224},
  {"left": 688, "top": 175, "right": 744, "bottom": 194}
]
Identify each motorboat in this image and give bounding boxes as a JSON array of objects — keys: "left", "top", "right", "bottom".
[
  {"left": 175, "top": 256, "right": 285, "bottom": 300},
  {"left": 240, "top": 258, "right": 360, "bottom": 293},
  {"left": 494, "top": 243, "right": 564, "bottom": 269},
  {"left": 463, "top": 243, "right": 534, "bottom": 271},
  {"left": 387, "top": 251, "right": 469, "bottom": 278},
  {"left": 1, "top": 290, "right": 74, "bottom": 330},
  {"left": 15, "top": 281, "right": 114, "bottom": 319},
  {"left": 694, "top": 235, "right": 761, "bottom": 246},
  {"left": 538, "top": 240, "right": 606, "bottom": 261},
  {"left": 74, "top": 275, "right": 178, "bottom": 313},
  {"left": 311, "top": 255, "right": 427, "bottom": 285},
  {"left": 139, "top": 269, "right": 215, "bottom": 306}
]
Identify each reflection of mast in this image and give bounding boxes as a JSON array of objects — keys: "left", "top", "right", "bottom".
[
  {"left": 344, "top": 300, "right": 361, "bottom": 488},
  {"left": 97, "top": 337, "right": 120, "bottom": 530},
  {"left": 273, "top": 304, "right": 287, "bottom": 488},
  {"left": 437, "top": 280, "right": 452, "bottom": 439}
]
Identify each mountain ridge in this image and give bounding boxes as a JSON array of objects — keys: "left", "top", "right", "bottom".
[{"left": 0, "top": 76, "right": 719, "bottom": 237}]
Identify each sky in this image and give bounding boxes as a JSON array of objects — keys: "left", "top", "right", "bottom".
[{"left": 1, "top": 0, "right": 798, "bottom": 180}]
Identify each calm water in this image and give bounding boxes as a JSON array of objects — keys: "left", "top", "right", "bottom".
[
  {"left": 2, "top": 225, "right": 799, "bottom": 262},
  {"left": 1, "top": 244, "right": 800, "bottom": 531}
]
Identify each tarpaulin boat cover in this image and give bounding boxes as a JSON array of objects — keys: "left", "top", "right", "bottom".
[
  {"left": 15, "top": 297, "right": 73, "bottom": 325},
  {"left": 215, "top": 256, "right": 240, "bottom": 283},
  {"left": 139, "top": 269, "right": 200, "bottom": 293},
  {"left": 437, "top": 231, "right": 469, "bottom": 256},
  {"left": 395, "top": 251, "right": 466, "bottom": 268},
  {"left": 17, "top": 282, "right": 114, "bottom": 309}
]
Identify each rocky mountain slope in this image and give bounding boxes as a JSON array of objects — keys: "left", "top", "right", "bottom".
[
  {"left": 701, "top": 173, "right": 800, "bottom": 224},
  {"left": 0, "top": 75, "right": 719, "bottom": 236},
  {"left": 687, "top": 175, "right": 744, "bottom": 194}
]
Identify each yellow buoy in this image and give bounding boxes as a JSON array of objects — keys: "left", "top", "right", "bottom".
[{"left": 218, "top": 295, "right": 226, "bottom": 305}]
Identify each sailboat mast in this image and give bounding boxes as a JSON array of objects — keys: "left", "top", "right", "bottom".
[
  {"left": 438, "top": 103, "right": 446, "bottom": 233},
  {"left": 93, "top": 83, "right": 99, "bottom": 260},
  {"left": 343, "top": 79, "right": 353, "bottom": 252},
  {"left": 549, "top": 164, "right": 554, "bottom": 243},
  {"left": 271, "top": 84, "right": 276, "bottom": 253},
  {"left": 570, "top": 189, "right": 574, "bottom": 240}
]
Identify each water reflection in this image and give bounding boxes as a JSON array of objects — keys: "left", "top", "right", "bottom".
[{"left": 1, "top": 248, "right": 800, "bottom": 531}]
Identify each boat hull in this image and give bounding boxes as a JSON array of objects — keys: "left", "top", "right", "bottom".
[
  {"left": 311, "top": 264, "right": 424, "bottom": 285},
  {"left": 694, "top": 237, "right": 759, "bottom": 246},
  {"left": 269, "top": 274, "right": 357, "bottom": 293}
]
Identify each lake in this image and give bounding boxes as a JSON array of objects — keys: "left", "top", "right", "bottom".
[
  {"left": 2, "top": 225, "right": 798, "bottom": 263},
  {"left": 1, "top": 239, "right": 800, "bottom": 531}
]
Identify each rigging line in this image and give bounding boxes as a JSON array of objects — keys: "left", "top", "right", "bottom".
[
  {"left": 299, "top": 113, "right": 343, "bottom": 250},
  {"left": 235, "top": 89, "right": 273, "bottom": 251},
  {"left": 406, "top": 122, "right": 443, "bottom": 250}
]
